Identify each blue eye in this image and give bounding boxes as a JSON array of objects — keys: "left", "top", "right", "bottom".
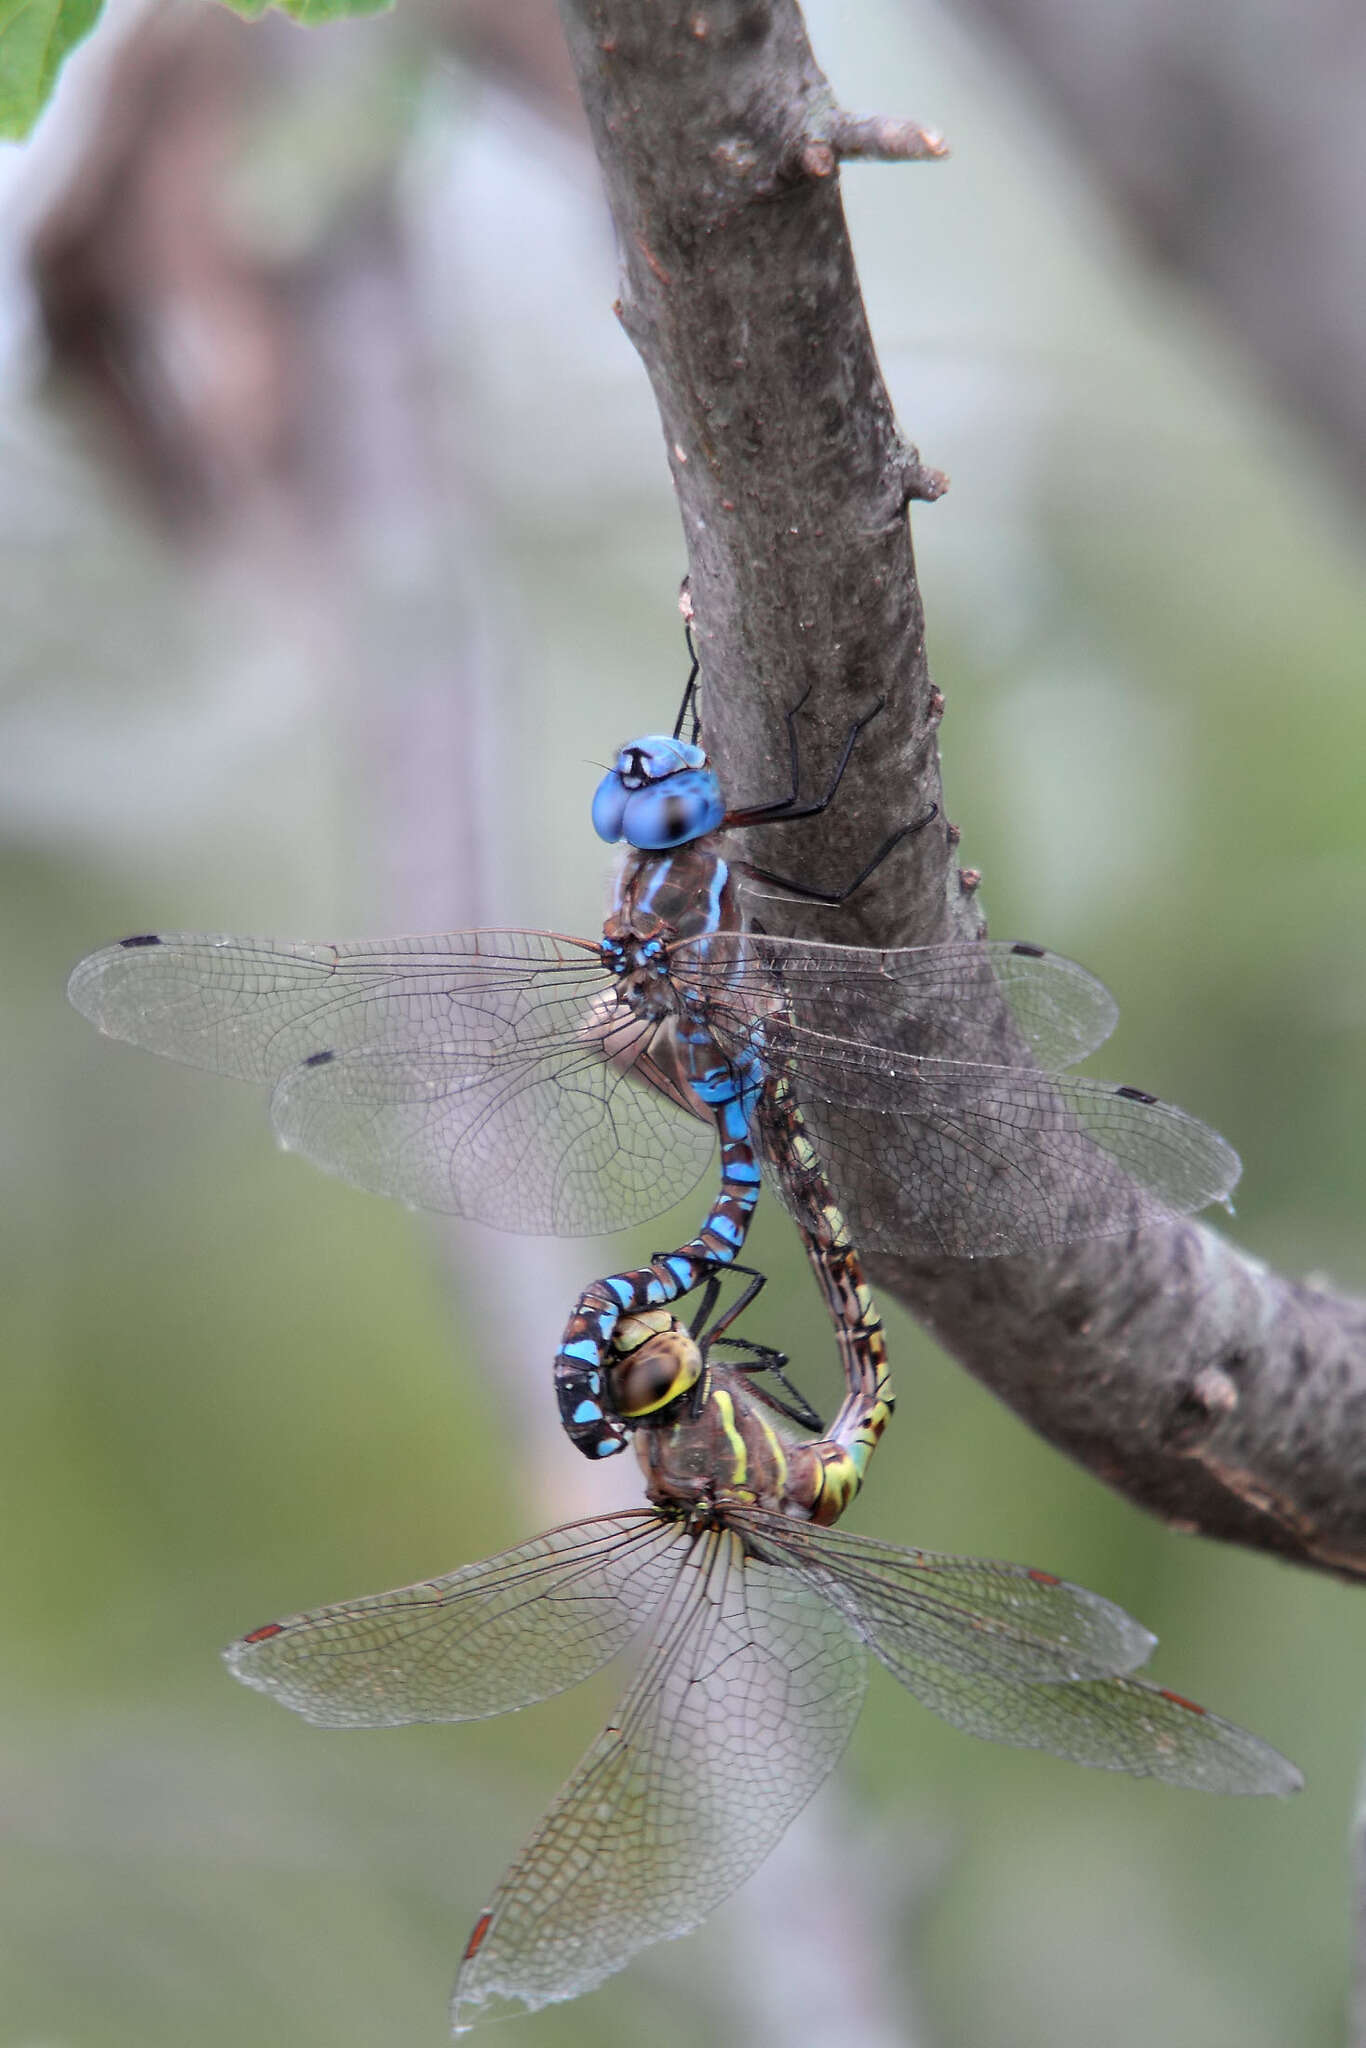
[
  {"left": 591, "top": 773, "right": 630, "bottom": 843},
  {"left": 621, "top": 770, "right": 725, "bottom": 849}
]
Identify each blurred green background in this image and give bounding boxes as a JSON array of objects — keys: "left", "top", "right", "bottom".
[{"left": 2, "top": 1, "right": 1364, "bottom": 2045}]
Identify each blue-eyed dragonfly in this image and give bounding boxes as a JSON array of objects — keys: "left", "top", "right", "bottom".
[{"left": 69, "top": 671, "right": 1239, "bottom": 1458}]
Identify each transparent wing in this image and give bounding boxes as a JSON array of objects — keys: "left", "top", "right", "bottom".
[
  {"left": 69, "top": 931, "right": 715, "bottom": 1235},
  {"left": 688, "top": 935, "right": 1122, "bottom": 1071},
  {"left": 671, "top": 931, "right": 1237, "bottom": 1256},
  {"left": 224, "top": 1513, "right": 683, "bottom": 1728},
  {"left": 750, "top": 1516, "right": 1299, "bottom": 1795},
  {"left": 738, "top": 1513, "right": 1156, "bottom": 1681},
  {"left": 452, "top": 1526, "right": 867, "bottom": 2029}
]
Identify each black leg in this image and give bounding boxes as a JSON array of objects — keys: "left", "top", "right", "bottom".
[
  {"left": 712, "top": 1339, "right": 824, "bottom": 1433},
  {"left": 683, "top": 1269, "right": 725, "bottom": 1341},
  {"left": 736, "top": 803, "right": 939, "bottom": 905},
  {"left": 724, "top": 693, "right": 888, "bottom": 829},
  {"left": 672, "top": 627, "right": 702, "bottom": 745},
  {"left": 693, "top": 1262, "right": 769, "bottom": 1344}
]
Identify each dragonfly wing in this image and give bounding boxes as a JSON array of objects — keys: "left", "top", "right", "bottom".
[
  {"left": 69, "top": 929, "right": 611, "bottom": 1082},
  {"left": 741, "top": 1515, "right": 1156, "bottom": 1680},
  {"left": 757, "top": 1048, "right": 1239, "bottom": 1256},
  {"left": 694, "top": 933, "right": 1121, "bottom": 1069},
  {"left": 224, "top": 1513, "right": 682, "bottom": 1728},
  {"left": 879, "top": 1666, "right": 1303, "bottom": 1795},
  {"left": 452, "top": 1525, "right": 867, "bottom": 2028},
  {"left": 678, "top": 931, "right": 1236, "bottom": 1254},
  {"left": 270, "top": 1032, "right": 715, "bottom": 1234},
  {"left": 69, "top": 930, "right": 716, "bottom": 1234},
  {"left": 747, "top": 1517, "right": 1298, "bottom": 1795}
]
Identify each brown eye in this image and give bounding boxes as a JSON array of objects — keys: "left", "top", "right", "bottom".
[{"left": 609, "top": 1328, "right": 702, "bottom": 1417}]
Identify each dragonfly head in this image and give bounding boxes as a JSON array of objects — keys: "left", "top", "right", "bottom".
[
  {"left": 607, "top": 1310, "right": 704, "bottom": 1419},
  {"left": 592, "top": 734, "right": 725, "bottom": 850}
]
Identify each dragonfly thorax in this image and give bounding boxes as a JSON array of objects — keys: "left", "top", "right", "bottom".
[
  {"left": 629, "top": 1354, "right": 827, "bottom": 1524},
  {"left": 592, "top": 733, "right": 725, "bottom": 851}
]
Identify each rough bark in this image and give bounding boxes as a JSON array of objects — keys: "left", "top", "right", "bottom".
[{"left": 556, "top": 0, "right": 1366, "bottom": 1582}]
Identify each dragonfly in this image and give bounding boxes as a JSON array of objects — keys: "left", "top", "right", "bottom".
[
  {"left": 68, "top": 664, "right": 1240, "bottom": 1461},
  {"left": 224, "top": 1283, "right": 1300, "bottom": 2032}
]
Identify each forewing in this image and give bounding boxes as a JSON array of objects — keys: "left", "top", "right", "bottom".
[
  {"left": 738, "top": 1514, "right": 1156, "bottom": 1682},
  {"left": 224, "top": 1513, "right": 681, "bottom": 1728},
  {"left": 452, "top": 1527, "right": 867, "bottom": 2028},
  {"left": 69, "top": 930, "right": 601, "bottom": 1080},
  {"left": 687, "top": 934, "right": 1121, "bottom": 1069},
  {"left": 674, "top": 929, "right": 1236, "bottom": 1255},
  {"left": 69, "top": 930, "right": 716, "bottom": 1234},
  {"left": 748, "top": 1517, "right": 1298, "bottom": 1794}
]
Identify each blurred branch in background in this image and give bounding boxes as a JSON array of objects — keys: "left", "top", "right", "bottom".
[
  {"left": 954, "top": 0, "right": 1366, "bottom": 513},
  {"left": 555, "top": 0, "right": 1366, "bottom": 1584}
]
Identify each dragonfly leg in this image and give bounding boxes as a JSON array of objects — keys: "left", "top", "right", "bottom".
[
  {"left": 711, "top": 1340, "right": 824, "bottom": 1434},
  {"left": 688, "top": 1261, "right": 769, "bottom": 1343},
  {"left": 735, "top": 803, "right": 938, "bottom": 904},
  {"left": 671, "top": 624, "right": 702, "bottom": 745},
  {"left": 723, "top": 691, "right": 888, "bottom": 829}
]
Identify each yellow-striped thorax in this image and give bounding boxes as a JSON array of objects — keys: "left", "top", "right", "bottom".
[{"left": 606, "top": 1309, "right": 870, "bottom": 1529}]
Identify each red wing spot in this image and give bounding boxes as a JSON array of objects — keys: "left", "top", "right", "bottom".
[
  {"left": 463, "top": 1912, "right": 494, "bottom": 1963},
  {"left": 242, "top": 1622, "right": 286, "bottom": 1644},
  {"left": 1026, "top": 1569, "right": 1061, "bottom": 1586},
  {"left": 1158, "top": 1688, "right": 1206, "bottom": 1716}
]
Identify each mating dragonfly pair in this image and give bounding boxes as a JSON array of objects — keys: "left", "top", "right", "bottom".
[{"left": 69, "top": 665, "right": 1295, "bottom": 2029}]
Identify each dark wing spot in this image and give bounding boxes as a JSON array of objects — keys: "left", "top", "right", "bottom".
[
  {"left": 1011, "top": 941, "right": 1046, "bottom": 958},
  {"left": 1158, "top": 1688, "right": 1206, "bottom": 1716},
  {"left": 1025, "top": 1568, "right": 1061, "bottom": 1585},
  {"left": 1115, "top": 1084, "right": 1159, "bottom": 1104},
  {"left": 302, "top": 1049, "right": 337, "bottom": 1068},
  {"left": 120, "top": 933, "right": 163, "bottom": 948},
  {"left": 241, "top": 1621, "right": 286, "bottom": 1644},
  {"left": 463, "top": 1912, "right": 494, "bottom": 1963}
]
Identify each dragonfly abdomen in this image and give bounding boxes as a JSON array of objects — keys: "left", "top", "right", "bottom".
[{"left": 761, "top": 1068, "right": 895, "bottom": 1525}]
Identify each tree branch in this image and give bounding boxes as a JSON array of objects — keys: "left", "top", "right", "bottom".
[{"left": 556, "top": 0, "right": 1366, "bottom": 1583}]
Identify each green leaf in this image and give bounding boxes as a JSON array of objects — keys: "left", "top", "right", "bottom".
[
  {"left": 0, "top": 0, "right": 103, "bottom": 139},
  {"left": 217, "top": 0, "right": 394, "bottom": 21}
]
